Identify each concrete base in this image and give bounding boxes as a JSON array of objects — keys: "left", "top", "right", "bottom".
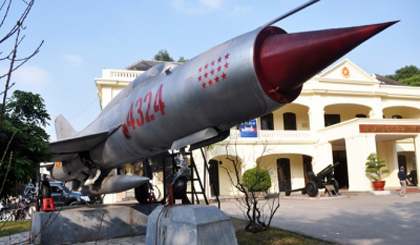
[
  {"left": 146, "top": 205, "right": 237, "bottom": 245},
  {"left": 31, "top": 203, "right": 159, "bottom": 245},
  {"left": 372, "top": 190, "right": 391, "bottom": 195}
]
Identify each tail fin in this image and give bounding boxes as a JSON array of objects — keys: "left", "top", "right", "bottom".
[{"left": 55, "top": 115, "right": 78, "bottom": 140}]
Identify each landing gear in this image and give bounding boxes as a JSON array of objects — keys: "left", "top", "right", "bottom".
[
  {"left": 41, "top": 180, "right": 51, "bottom": 198},
  {"left": 173, "top": 177, "right": 187, "bottom": 199},
  {"left": 135, "top": 159, "right": 157, "bottom": 204},
  {"left": 171, "top": 149, "right": 190, "bottom": 201},
  {"left": 135, "top": 183, "right": 149, "bottom": 204}
]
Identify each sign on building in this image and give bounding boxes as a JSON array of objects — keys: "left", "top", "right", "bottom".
[{"left": 239, "top": 119, "right": 258, "bottom": 137}]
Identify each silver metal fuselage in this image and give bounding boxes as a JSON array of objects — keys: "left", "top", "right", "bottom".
[{"left": 84, "top": 27, "right": 282, "bottom": 170}]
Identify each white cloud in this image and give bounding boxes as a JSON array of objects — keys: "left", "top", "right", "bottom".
[
  {"left": 12, "top": 65, "right": 53, "bottom": 88},
  {"left": 172, "top": 0, "right": 228, "bottom": 14},
  {"left": 230, "top": 5, "right": 252, "bottom": 17},
  {"left": 199, "top": 0, "right": 224, "bottom": 9},
  {"left": 63, "top": 54, "right": 82, "bottom": 67}
]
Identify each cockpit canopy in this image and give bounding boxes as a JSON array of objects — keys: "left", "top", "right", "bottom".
[{"left": 132, "top": 62, "right": 181, "bottom": 90}]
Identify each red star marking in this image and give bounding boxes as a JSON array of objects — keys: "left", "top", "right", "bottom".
[
  {"left": 202, "top": 83, "right": 207, "bottom": 89},
  {"left": 210, "top": 69, "right": 215, "bottom": 75},
  {"left": 222, "top": 72, "right": 227, "bottom": 80},
  {"left": 204, "top": 64, "right": 209, "bottom": 69},
  {"left": 204, "top": 72, "right": 208, "bottom": 79},
  {"left": 199, "top": 67, "right": 202, "bottom": 73},
  {"left": 217, "top": 66, "right": 222, "bottom": 72},
  {"left": 198, "top": 75, "right": 202, "bottom": 81},
  {"left": 218, "top": 57, "right": 222, "bottom": 63},
  {"left": 211, "top": 60, "right": 215, "bottom": 66},
  {"left": 215, "top": 76, "right": 220, "bottom": 83},
  {"left": 225, "top": 53, "right": 230, "bottom": 60},
  {"left": 208, "top": 80, "right": 213, "bottom": 86},
  {"left": 224, "top": 62, "right": 229, "bottom": 69}
]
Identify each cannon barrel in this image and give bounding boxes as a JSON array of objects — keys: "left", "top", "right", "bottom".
[{"left": 316, "top": 162, "right": 340, "bottom": 179}]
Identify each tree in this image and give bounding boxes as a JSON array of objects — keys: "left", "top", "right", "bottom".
[
  {"left": 0, "top": 90, "right": 50, "bottom": 198},
  {"left": 386, "top": 65, "right": 420, "bottom": 87},
  {"left": 154, "top": 49, "right": 174, "bottom": 62},
  {"left": 222, "top": 142, "right": 280, "bottom": 233},
  {"left": 365, "top": 153, "right": 389, "bottom": 181},
  {"left": 177, "top": 56, "right": 187, "bottom": 63},
  {"left": 242, "top": 168, "right": 271, "bottom": 191}
]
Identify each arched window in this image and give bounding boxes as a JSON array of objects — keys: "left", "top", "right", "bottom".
[
  {"left": 261, "top": 113, "right": 274, "bottom": 130},
  {"left": 324, "top": 114, "right": 340, "bottom": 127},
  {"left": 355, "top": 114, "right": 367, "bottom": 118},
  {"left": 392, "top": 115, "right": 402, "bottom": 119},
  {"left": 283, "top": 112, "right": 297, "bottom": 130}
]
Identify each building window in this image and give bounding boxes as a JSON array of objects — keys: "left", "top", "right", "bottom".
[
  {"left": 324, "top": 114, "right": 341, "bottom": 127},
  {"left": 283, "top": 112, "right": 297, "bottom": 130},
  {"left": 355, "top": 114, "right": 367, "bottom": 118},
  {"left": 261, "top": 113, "right": 274, "bottom": 130},
  {"left": 392, "top": 115, "right": 402, "bottom": 119}
]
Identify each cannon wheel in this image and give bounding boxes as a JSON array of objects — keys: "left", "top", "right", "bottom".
[
  {"left": 333, "top": 180, "right": 340, "bottom": 194},
  {"left": 306, "top": 181, "right": 318, "bottom": 197}
]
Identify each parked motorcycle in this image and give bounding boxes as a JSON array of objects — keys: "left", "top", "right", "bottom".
[
  {"left": 14, "top": 195, "right": 31, "bottom": 220},
  {"left": 0, "top": 198, "right": 14, "bottom": 221}
]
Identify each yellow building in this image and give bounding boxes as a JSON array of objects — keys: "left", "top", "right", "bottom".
[{"left": 95, "top": 59, "right": 420, "bottom": 200}]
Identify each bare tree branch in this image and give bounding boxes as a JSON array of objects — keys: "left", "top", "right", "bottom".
[
  {"left": 221, "top": 137, "right": 281, "bottom": 233},
  {"left": 0, "top": 0, "right": 34, "bottom": 44},
  {"left": 0, "top": 25, "right": 20, "bottom": 135}
]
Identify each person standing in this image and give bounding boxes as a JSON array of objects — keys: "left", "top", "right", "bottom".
[{"left": 398, "top": 166, "right": 411, "bottom": 197}]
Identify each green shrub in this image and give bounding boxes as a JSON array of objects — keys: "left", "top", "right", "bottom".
[
  {"left": 365, "top": 153, "right": 389, "bottom": 181},
  {"left": 242, "top": 168, "right": 272, "bottom": 191}
]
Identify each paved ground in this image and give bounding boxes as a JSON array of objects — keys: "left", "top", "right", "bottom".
[
  {"left": 221, "top": 192, "right": 420, "bottom": 245},
  {"left": 1, "top": 191, "right": 419, "bottom": 245}
]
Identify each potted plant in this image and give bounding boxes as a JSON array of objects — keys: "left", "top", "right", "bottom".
[
  {"left": 365, "top": 153, "right": 389, "bottom": 191},
  {"left": 242, "top": 168, "right": 272, "bottom": 198}
]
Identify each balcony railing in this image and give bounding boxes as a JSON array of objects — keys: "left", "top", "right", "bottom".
[
  {"left": 101, "top": 69, "right": 143, "bottom": 81},
  {"left": 227, "top": 130, "right": 313, "bottom": 142},
  {"left": 379, "top": 85, "right": 420, "bottom": 96}
]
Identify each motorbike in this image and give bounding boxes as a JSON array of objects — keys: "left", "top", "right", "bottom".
[
  {"left": 0, "top": 198, "right": 15, "bottom": 221},
  {"left": 14, "top": 195, "right": 31, "bottom": 220}
]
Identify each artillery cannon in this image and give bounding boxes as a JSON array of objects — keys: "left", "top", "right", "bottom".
[{"left": 286, "top": 162, "right": 340, "bottom": 197}]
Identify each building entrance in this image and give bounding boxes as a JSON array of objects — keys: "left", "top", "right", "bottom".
[
  {"left": 209, "top": 160, "right": 220, "bottom": 196},
  {"left": 333, "top": 150, "right": 349, "bottom": 189},
  {"left": 277, "top": 158, "right": 291, "bottom": 192}
]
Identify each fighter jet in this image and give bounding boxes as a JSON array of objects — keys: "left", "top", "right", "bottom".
[{"left": 47, "top": 0, "right": 397, "bottom": 202}]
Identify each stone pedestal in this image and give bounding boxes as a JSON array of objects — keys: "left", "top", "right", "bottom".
[
  {"left": 146, "top": 205, "right": 237, "bottom": 245},
  {"left": 31, "top": 203, "right": 158, "bottom": 245}
]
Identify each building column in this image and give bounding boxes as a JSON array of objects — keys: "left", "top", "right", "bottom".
[
  {"left": 308, "top": 95, "right": 324, "bottom": 133},
  {"left": 345, "top": 135, "right": 376, "bottom": 191},
  {"left": 377, "top": 140, "right": 399, "bottom": 187},
  {"left": 314, "top": 142, "right": 333, "bottom": 173},
  {"left": 414, "top": 136, "right": 420, "bottom": 188},
  {"left": 369, "top": 97, "right": 383, "bottom": 119}
]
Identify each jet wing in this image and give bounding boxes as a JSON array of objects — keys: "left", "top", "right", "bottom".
[{"left": 49, "top": 131, "right": 110, "bottom": 155}]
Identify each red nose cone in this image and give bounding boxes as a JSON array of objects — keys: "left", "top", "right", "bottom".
[{"left": 254, "top": 21, "right": 398, "bottom": 103}]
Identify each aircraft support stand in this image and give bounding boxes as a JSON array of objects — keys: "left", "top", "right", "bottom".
[{"left": 146, "top": 205, "right": 237, "bottom": 245}]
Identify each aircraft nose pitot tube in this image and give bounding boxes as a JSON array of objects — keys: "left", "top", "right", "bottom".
[{"left": 254, "top": 21, "right": 398, "bottom": 103}]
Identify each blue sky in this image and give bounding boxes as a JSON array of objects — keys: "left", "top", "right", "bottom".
[{"left": 3, "top": 0, "right": 420, "bottom": 141}]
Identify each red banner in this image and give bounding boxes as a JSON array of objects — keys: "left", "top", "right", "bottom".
[{"left": 359, "top": 124, "right": 420, "bottom": 133}]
